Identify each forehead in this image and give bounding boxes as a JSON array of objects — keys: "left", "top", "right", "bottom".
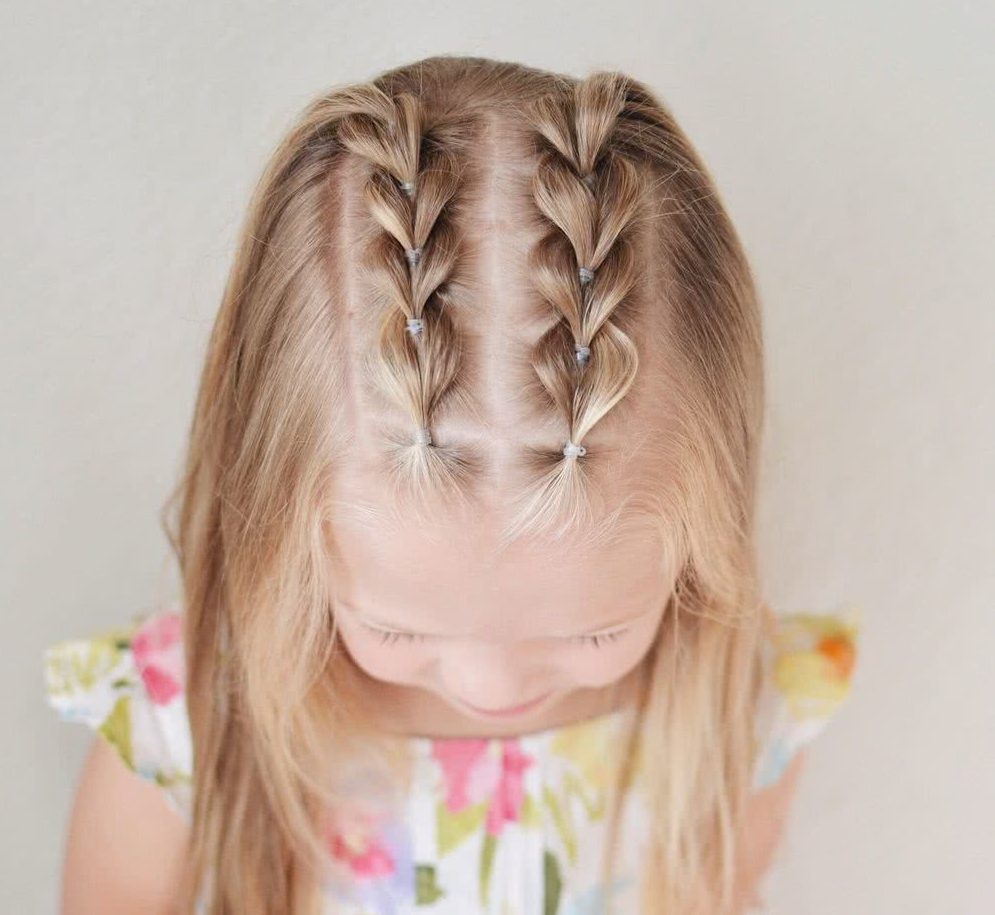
[{"left": 326, "top": 490, "right": 678, "bottom": 638}]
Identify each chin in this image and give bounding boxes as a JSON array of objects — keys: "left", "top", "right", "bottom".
[{"left": 450, "top": 688, "right": 559, "bottom": 720}]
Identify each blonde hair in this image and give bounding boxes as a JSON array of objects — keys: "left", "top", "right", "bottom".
[{"left": 162, "top": 55, "right": 766, "bottom": 914}]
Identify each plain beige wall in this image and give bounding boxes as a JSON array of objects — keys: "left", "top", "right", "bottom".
[{"left": 4, "top": 2, "right": 991, "bottom": 912}]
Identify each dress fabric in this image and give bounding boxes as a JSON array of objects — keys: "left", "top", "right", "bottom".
[{"left": 42, "top": 605, "right": 859, "bottom": 914}]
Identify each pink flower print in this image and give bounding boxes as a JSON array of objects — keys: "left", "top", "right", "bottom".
[
  {"left": 485, "top": 740, "right": 534, "bottom": 836},
  {"left": 131, "top": 611, "right": 184, "bottom": 705},
  {"left": 328, "top": 829, "right": 395, "bottom": 878},
  {"left": 323, "top": 805, "right": 414, "bottom": 915},
  {"left": 432, "top": 738, "right": 535, "bottom": 837},
  {"left": 325, "top": 805, "right": 396, "bottom": 879},
  {"left": 432, "top": 739, "right": 496, "bottom": 811}
]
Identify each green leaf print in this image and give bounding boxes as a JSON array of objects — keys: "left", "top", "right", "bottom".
[
  {"left": 479, "top": 831, "right": 497, "bottom": 907},
  {"left": 415, "top": 864, "right": 445, "bottom": 905},
  {"left": 436, "top": 799, "right": 486, "bottom": 856},
  {"left": 98, "top": 695, "right": 133, "bottom": 770},
  {"left": 45, "top": 633, "right": 127, "bottom": 696},
  {"left": 520, "top": 791, "right": 541, "bottom": 828},
  {"left": 154, "top": 770, "right": 192, "bottom": 789},
  {"left": 561, "top": 769, "right": 606, "bottom": 821},
  {"left": 543, "top": 849, "right": 562, "bottom": 915},
  {"left": 542, "top": 784, "right": 576, "bottom": 865}
]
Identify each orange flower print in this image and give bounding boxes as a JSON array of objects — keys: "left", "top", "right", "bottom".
[{"left": 817, "top": 633, "right": 856, "bottom": 681}]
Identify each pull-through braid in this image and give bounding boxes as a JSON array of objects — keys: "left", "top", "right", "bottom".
[
  {"left": 514, "top": 72, "right": 643, "bottom": 533},
  {"left": 335, "top": 85, "right": 475, "bottom": 496}
]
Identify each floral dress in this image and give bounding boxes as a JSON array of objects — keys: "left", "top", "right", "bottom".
[{"left": 42, "top": 605, "right": 859, "bottom": 914}]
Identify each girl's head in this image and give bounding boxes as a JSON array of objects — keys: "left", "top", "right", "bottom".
[
  {"left": 166, "top": 55, "right": 764, "bottom": 914},
  {"left": 330, "top": 474, "right": 676, "bottom": 729}
]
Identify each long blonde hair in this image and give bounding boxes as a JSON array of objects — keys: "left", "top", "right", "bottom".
[{"left": 162, "top": 55, "right": 766, "bottom": 914}]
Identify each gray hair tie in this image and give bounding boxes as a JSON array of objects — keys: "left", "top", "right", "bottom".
[{"left": 562, "top": 440, "right": 587, "bottom": 458}]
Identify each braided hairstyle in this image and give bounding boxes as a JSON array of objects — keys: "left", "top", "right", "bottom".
[
  {"left": 335, "top": 84, "right": 478, "bottom": 502},
  {"left": 504, "top": 73, "right": 645, "bottom": 540},
  {"left": 326, "top": 72, "right": 652, "bottom": 545}
]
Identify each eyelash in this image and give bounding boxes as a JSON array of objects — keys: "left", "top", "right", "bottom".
[
  {"left": 577, "top": 630, "right": 626, "bottom": 648},
  {"left": 367, "top": 627, "right": 424, "bottom": 646},
  {"left": 361, "top": 622, "right": 627, "bottom": 648}
]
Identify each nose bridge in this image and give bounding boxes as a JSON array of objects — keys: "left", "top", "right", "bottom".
[{"left": 442, "top": 640, "right": 530, "bottom": 707}]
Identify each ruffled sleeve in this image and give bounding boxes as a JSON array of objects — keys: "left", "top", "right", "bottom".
[
  {"left": 751, "top": 606, "right": 860, "bottom": 791},
  {"left": 42, "top": 606, "right": 194, "bottom": 823}
]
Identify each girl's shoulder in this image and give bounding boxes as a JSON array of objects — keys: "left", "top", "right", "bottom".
[
  {"left": 751, "top": 605, "right": 861, "bottom": 790},
  {"left": 42, "top": 605, "right": 193, "bottom": 823}
]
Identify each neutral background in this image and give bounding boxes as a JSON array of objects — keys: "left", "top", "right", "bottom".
[{"left": 4, "top": 2, "right": 991, "bottom": 912}]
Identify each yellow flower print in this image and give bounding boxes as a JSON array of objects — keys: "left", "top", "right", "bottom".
[{"left": 549, "top": 715, "right": 616, "bottom": 796}]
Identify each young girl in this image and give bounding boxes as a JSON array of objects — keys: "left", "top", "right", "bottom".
[{"left": 43, "top": 55, "right": 859, "bottom": 915}]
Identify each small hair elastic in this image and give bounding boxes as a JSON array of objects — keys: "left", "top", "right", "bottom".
[
  {"left": 578, "top": 266, "right": 595, "bottom": 286},
  {"left": 399, "top": 179, "right": 416, "bottom": 196},
  {"left": 405, "top": 317, "right": 424, "bottom": 336},
  {"left": 413, "top": 425, "right": 432, "bottom": 446},
  {"left": 574, "top": 342, "right": 591, "bottom": 365},
  {"left": 581, "top": 172, "right": 597, "bottom": 190},
  {"left": 562, "top": 440, "right": 587, "bottom": 459},
  {"left": 404, "top": 246, "right": 422, "bottom": 268}
]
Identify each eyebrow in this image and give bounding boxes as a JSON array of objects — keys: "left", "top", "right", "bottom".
[{"left": 336, "top": 600, "right": 652, "bottom": 640}]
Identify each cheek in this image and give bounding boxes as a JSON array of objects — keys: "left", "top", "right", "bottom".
[
  {"left": 565, "top": 629, "right": 658, "bottom": 688},
  {"left": 335, "top": 625, "right": 431, "bottom": 684}
]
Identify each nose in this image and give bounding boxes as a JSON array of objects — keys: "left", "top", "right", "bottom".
[{"left": 440, "top": 642, "right": 539, "bottom": 711}]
